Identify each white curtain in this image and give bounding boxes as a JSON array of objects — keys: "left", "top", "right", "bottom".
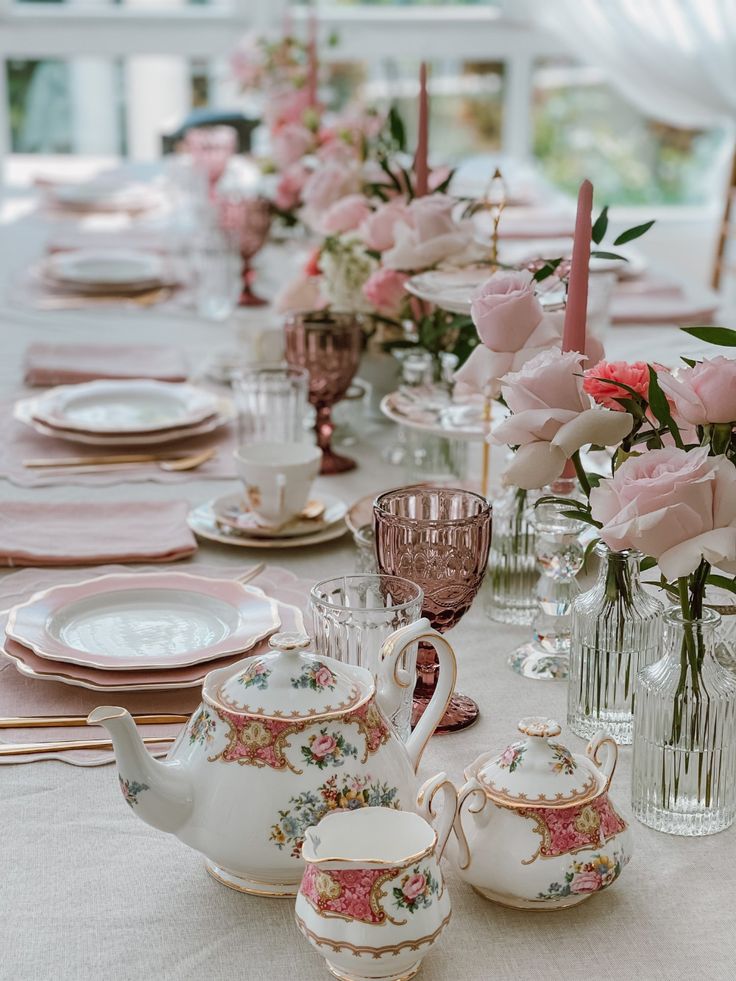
[{"left": 539, "top": 0, "right": 736, "bottom": 129}]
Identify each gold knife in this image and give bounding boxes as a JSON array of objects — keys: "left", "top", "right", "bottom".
[
  {"left": 24, "top": 453, "right": 195, "bottom": 468},
  {"left": 0, "top": 714, "right": 190, "bottom": 729},
  {"left": 0, "top": 736, "right": 176, "bottom": 757}
]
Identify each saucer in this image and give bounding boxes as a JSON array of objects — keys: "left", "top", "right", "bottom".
[
  {"left": 213, "top": 492, "right": 346, "bottom": 539},
  {"left": 188, "top": 500, "right": 348, "bottom": 550}
]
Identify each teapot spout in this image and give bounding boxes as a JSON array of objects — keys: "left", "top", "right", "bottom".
[{"left": 88, "top": 706, "right": 193, "bottom": 835}]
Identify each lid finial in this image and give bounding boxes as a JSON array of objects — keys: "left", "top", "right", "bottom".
[
  {"left": 268, "top": 632, "right": 311, "bottom": 652},
  {"left": 517, "top": 717, "right": 562, "bottom": 738}
]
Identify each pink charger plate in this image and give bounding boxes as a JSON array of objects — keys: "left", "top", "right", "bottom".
[{"left": 5, "top": 571, "right": 281, "bottom": 671}]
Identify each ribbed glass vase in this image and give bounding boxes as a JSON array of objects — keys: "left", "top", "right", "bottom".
[
  {"left": 568, "top": 544, "right": 664, "bottom": 744},
  {"left": 487, "top": 487, "right": 538, "bottom": 625},
  {"left": 632, "top": 607, "right": 736, "bottom": 836}
]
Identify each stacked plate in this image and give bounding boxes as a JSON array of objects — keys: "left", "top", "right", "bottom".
[
  {"left": 2, "top": 571, "right": 307, "bottom": 692},
  {"left": 38, "top": 249, "right": 174, "bottom": 296},
  {"left": 14, "top": 379, "right": 235, "bottom": 446},
  {"left": 48, "top": 181, "right": 159, "bottom": 214},
  {"left": 189, "top": 491, "right": 349, "bottom": 550}
]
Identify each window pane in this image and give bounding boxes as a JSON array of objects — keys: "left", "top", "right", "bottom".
[{"left": 532, "top": 57, "right": 728, "bottom": 206}]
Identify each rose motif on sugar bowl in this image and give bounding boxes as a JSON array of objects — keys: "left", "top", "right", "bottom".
[{"left": 449, "top": 717, "right": 632, "bottom": 910}]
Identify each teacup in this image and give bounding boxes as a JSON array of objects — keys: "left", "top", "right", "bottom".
[
  {"left": 233, "top": 441, "right": 321, "bottom": 527},
  {"left": 295, "top": 774, "right": 454, "bottom": 981}
]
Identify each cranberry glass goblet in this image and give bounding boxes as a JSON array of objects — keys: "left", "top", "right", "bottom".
[
  {"left": 217, "top": 196, "right": 272, "bottom": 307},
  {"left": 373, "top": 486, "right": 491, "bottom": 733},
  {"left": 284, "top": 311, "right": 363, "bottom": 475}
]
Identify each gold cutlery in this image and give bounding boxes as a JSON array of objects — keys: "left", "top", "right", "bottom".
[
  {"left": 236, "top": 562, "right": 266, "bottom": 586},
  {"left": 24, "top": 448, "right": 216, "bottom": 471},
  {"left": 0, "top": 714, "right": 189, "bottom": 729},
  {"left": 34, "top": 287, "right": 171, "bottom": 310},
  {"left": 0, "top": 736, "right": 175, "bottom": 757}
]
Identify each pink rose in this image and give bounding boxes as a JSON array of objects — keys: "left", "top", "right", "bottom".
[
  {"left": 274, "top": 275, "right": 326, "bottom": 314},
  {"left": 301, "top": 162, "right": 361, "bottom": 228},
  {"left": 491, "top": 349, "right": 633, "bottom": 489},
  {"left": 358, "top": 198, "right": 411, "bottom": 252},
  {"left": 320, "top": 194, "right": 373, "bottom": 235},
  {"left": 658, "top": 356, "right": 736, "bottom": 426},
  {"left": 271, "top": 123, "right": 314, "bottom": 170},
  {"left": 316, "top": 139, "right": 359, "bottom": 165},
  {"left": 274, "top": 163, "right": 308, "bottom": 212},
  {"left": 383, "top": 194, "right": 470, "bottom": 272},
  {"left": 230, "top": 34, "right": 263, "bottom": 89},
  {"left": 310, "top": 734, "right": 337, "bottom": 759},
  {"left": 362, "top": 268, "right": 408, "bottom": 317},
  {"left": 570, "top": 870, "right": 603, "bottom": 894},
  {"left": 498, "top": 746, "right": 517, "bottom": 767},
  {"left": 590, "top": 446, "right": 736, "bottom": 578},
  {"left": 402, "top": 874, "right": 427, "bottom": 901},
  {"left": 583, "top": 360, "right": 651, "bottom": 411},
  {"left": 315, "top": 666, "right": 335, "bottom": 688},
  {"left": 471, "top": 271, "right": 544, "bottom": 349},
  {"left": 264, "top": 87, "right": 311, "bottom": 132}
]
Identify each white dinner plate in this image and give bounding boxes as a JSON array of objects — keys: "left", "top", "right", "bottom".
[
  {"left": 380, "top": 389, "right": 507, "bottom": 442},
  {"left": 6, "top": 572, "right": 280, "bottom": 671},
  {"left": 51, "top": 182, "right": 155, "bottom": 213},
  {"left": 31, "top": 380, "right": 221, "bottom": 435},
  {"left": 189, "top": 500, "right": 348, "bottom": 550},
  {"left": 14, "top": 395, "right": 235, "bottom": 446},
  {"left": 45, "top": 249, "right": 165, "bottom": 288},
  {"left": 212, "top": 491, "right": 347, "bottom": 540}
]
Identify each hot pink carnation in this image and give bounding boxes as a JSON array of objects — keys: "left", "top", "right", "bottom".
[
  {"left": 583, "top": 360, "right": 651, "bottom": 411},
  {"left": 590, "top": 446, "right": 736, "bottom": 578},
  {"left": 362, "top": 268, "right": 408, "bottom": 318}
]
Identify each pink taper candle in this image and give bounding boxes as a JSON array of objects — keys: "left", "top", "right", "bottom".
[
  {"left": 307, "top": 7, "right": 318, "bottom": 108},
  {"left": 414, "top": 62, "right": 429, "bottom": 197},
  {"left": 561, "top": 178, "right": 593, "bottom": 479}
]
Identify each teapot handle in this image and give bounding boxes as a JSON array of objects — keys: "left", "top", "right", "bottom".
[
  {"left": 454, "top": 778, "right": 487, "bottom": 872},
  {"left": 586, "top": 730, "right": 618, "bottom": 791},
  {"left": 377, "top": 618, "right": 457, "bottom": 773},
  {"left": 417, "top": 773, "right": 457, "bottom": 860}
]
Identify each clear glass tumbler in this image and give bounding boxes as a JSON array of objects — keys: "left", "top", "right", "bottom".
[
  {"left": 486, "top": 486, "right": 538, "bottom": 626},
  {"left": 309, "top": 575, "right": 424, "bottom": 741},
  {"left": 232, "top": 363, "right": 309, "bottom": 446}
]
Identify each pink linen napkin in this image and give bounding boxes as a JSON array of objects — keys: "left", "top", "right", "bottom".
[
  {"left": 611, "top": 277, "right": 720, "bottom": 325},
  {"left": 0, "top": 399, "right": 238, "bottom": 487},
  {"left": 0, "top": 500, "right": 197, "bottom": 566},
  {"left": 0, "top": 564, "right": 310, "bottom": 765},
  {"left": 24, "top": 343, "right": 189, "bottom": 386}
]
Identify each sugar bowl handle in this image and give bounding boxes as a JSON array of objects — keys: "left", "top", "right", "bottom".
[
  {"left": 454, "top": 776, "right": 488, "bottom": 872},
  {"left": 586, "top": 730, "right": 618, "bottom": 791},
  {"left": 417, "top": 773, "right": 457, "bottom": 860},
  {"left": 377, "top": 618, "right": 457, "bottom": 773}
]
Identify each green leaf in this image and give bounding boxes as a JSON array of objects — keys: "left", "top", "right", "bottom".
[
  {"left": 591, "top": 205, "right": 609, "bottom": 245},
  {"left": 560, "top": 510, "right": 602, "bottom": 528},
  {"left": 681, "top": 326, "right": 736, "bottom": 347},
  {"left": 640, "top": 557, "right": 658, "bottom": 572},
  {"left": 590, "top": 250, "right": 628, "bottom": 262},
  {"left": 647, "top": 366, "right": 683, "bottom": 448},
  {"left": 532, "top": 258, "right": 563, "bottom": 282},
  {"left": 680, "top": 356, "right": 697, "bottom": 367},
  {"left": 388, "top": 105, "right": 406, "bottom": 153},
  {"left": 613, "top": 220, "right": 655, "bottom": 245},
  {"left": 705, "top": 575, "right": 736, "bottom": 596},
  {"left": 433, "top": 168, "right": 455, "bottom": 194}
]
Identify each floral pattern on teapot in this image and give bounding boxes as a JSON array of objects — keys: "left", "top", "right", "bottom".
[
  {"left": 119, "top": 775, "right": 149, "bottom": 807},
  {"left": 271, "top": 774, "right": 401, "bottom": 858},
  {"left": 535, "top": 849, "right": 629, "bottom": 902},
  {"left": 519, "top": 794, "right": 628, "bottom": 861}
]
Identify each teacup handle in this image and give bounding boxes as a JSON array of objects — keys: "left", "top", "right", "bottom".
[
  {"left": 454, "top": 778, "right": 487, "bottom": 871},
  {"left": 377, "top": 618, "right": 457, "bottom": 773},
  {"left": 276, "top": 473, "right": 287, "bottom": 517},
  {"left": 417, "top": 773, "right": 457, "bottom": 860},
  {"left": 586, "top": 730, "right": 618, "bottom": 791}
]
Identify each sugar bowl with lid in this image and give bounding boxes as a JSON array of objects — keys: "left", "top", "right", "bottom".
[{"left": 451, "top": 717, "right": 632, "bottom": 909}]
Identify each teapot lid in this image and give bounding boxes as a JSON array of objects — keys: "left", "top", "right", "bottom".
[
  {"left": 470, "top": 717, "right": 602, "bottom": 809},
  {"left": 206, "top": 632, "right": 370, "bottom": 720}
]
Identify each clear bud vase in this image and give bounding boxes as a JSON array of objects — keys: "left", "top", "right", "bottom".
[
  {"left": 507, "top": 478, "right": 586, "bottom": 681},
  {"left": 632, "top": 607, "right": 736, "bottom": 836},
  {"left": 487, "top": 486, "right": 538, "bottom": 625},
  {"left": 568, "top": 544, "right": 664, "bottom": 744}
]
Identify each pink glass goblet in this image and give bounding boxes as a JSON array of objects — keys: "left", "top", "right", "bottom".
[
  {"left": 183, "top": 125, "right": 237, "bottom": 193},
  {"left": 218, "top": 195, "right": 272, "bottom": 307},
  {"left": 373, "top": 486, "right": 492, "bottom": 734},
  {"left": 284, "top": 311, "right": 364, "bottom": 475}
]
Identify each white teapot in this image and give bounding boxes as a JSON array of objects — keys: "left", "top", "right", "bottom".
[
  {"left": 450, "top": 717, "right": 632, "bottom": 910},
  {"left": 88, "top": 619, "right": 456, "bottom": 897}
]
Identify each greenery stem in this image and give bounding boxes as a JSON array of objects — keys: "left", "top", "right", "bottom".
[{"left": 571, "top": 450, "right": 591, "bottom": 498}]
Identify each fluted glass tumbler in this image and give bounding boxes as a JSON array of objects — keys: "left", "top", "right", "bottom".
[
  {"left": 232, "top": 363, "right": 309, "bottom": 446},
  {"left": 309, "top": 575, "right": 423, "bottom": 741},
  {"left": 373, "top": 486, "right": 491, "bottom": 734},
  {"left": 284, "top": 312, "right": 363, "bottom": 475}
]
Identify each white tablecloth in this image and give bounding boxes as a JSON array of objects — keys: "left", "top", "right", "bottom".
[{"left": 1, "top": 199, "right": 734, "bottom": 981}]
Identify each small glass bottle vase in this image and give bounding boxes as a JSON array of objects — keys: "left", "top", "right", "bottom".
[
  {"left": 568, "top": 544, "right": 664, "bottom": 744},
  {"left": 487, "top": 487, "right": 538, "bottom": 626},
  {"left": 632, "top": 607, "right": 736, "bottom": 836}
]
